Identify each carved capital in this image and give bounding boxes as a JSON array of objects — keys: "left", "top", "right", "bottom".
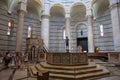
[
  {"left": 41, "top": 15, "right": 50, "bottom": 19},
  {"left": 110, "top": 2, "right": 120, "bottom": 10},
  {"left": 18, "top": 0, "right": 27, "bottom": 12}
]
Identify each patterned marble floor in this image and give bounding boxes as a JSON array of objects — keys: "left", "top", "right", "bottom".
[{"left": 0, "top": 59, "right": 120, "bottom": 80}]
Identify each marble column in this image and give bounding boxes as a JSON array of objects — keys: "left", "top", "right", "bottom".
[
  {"left": 110, "top": 0, "right": 120, "bottom": 51},
  {"left": 41, "top": 15, "right": 49, "bottom": 49},
  {"left": 15, "top": 1, "right": 27, "bottom": 52},
  {"left": 65, "top": 17, "right": 71, "bottom": 52},
  {"left": 87, "top": 15, "right": 94, "bottom": 52}
]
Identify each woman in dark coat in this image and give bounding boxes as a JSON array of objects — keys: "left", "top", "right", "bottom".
[{"left": 3, "top": 51, "right": 11, "bottom": 68}]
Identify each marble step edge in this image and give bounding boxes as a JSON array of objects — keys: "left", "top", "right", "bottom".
[
  {"left": 29, "top": 65, "right": 110, "bottom": 78},
  {"left": 30, "top": 66, "right": 38, "bottom": 75},
  {"left": 35, "top": 64, "right": 103, "bottom": 74},
  {"left": 40, "top": 62, "right": 97, "bottom": 70},
  {"left": 30, "top": 65, "right": 104, "bottom": 76},
  {"left": 50, "top": 70, "right": 110, "bottom": 79},
  {"left": 29, "top": 68, "right": 37, "bottom": 78}
]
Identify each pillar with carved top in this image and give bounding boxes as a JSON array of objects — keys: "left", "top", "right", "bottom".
[
  {"left": 109, "top": 0, "right": 120, "bottom": 51},
  {"left": 87, "top": 9, "right": 95, "bottom": 52},
  {"left": 65, "top": 14, "right": 71, "bottom": 52},
  {"left": 41, "top": 15, "right": 50, "bottom": 49},
  {"left": 15, "top": 0, "right": 27, "bottom": 52}
]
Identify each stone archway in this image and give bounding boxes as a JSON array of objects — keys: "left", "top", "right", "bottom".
[{"left": 75, "top": 22, "right": 88, "bottom": 52}]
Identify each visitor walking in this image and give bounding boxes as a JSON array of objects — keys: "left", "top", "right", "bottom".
[{"left": 3, "top": 50, "right": 11, "bottom": 68}]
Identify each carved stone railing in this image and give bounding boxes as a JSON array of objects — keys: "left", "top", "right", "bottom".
[
  {"left": 46, "top": 53, "right": 88, "bottom": 65},
  {"left": 26, "top": 37, "right": 46, "bottom": 61}
]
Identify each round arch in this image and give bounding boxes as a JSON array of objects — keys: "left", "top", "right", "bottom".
[
  {"left": 27, "top": 0, "right": 43, "bottom": 17},
  {"left": 75, "top": 22, "right": 88, "bottom": 28},
  {"left": 70, "top": 22, "right": 88, "bottom": 52},
  {"left": 50, "top": 3, "right": 65, "bottom": 17},
  {"left": 91, "top": 0, "right": 96, "bottom": 7},
  {"left": 34, "top": 0, "right": 42, "bottom": 6},
  {"left": 7, "top": 0, "right": 18, "bottom": 14},
  {"left": 74, "top": 22, "right": 88, "bottom": 52},
  {"left": 75, "top": 22, "right": 88, "bottom": 37},
  {"left": 91, "top": 0, "right": 109, "bottom": 18},
  {"left": 50, "top": 3, "right": 65, "bottom": 10},
  {"left": 70, "top": 2, "right": 86, "bottom": 21},
  {"left": 70, "top": 2, "right": 86, "bottom": 12},
  {"left": 3, "top": 0, "right": 43, "bottom": 16}
]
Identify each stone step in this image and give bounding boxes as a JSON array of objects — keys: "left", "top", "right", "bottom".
[
  {"left": 29, "top": 62, "right": 110, "bottom": 79},
  {"left": 50, "top": 70, "right": 110, "bottom": 79},
  {"left": 40, "top": 62, "right": 97, "bottom": 70},
  {"left": 29, "top": 68, "right": 36, "bottom": 78},
  {"left": 35, "top": 64, "right": 103, "bottom": 75},
  {"left": 30, "top": 66, "right": 38, "bottom": 75},
  {"left": 35, "top": 64, "right": 45, "bottom": 71}
]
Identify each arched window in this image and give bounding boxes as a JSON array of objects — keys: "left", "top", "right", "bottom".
[
  {"left": 100, "top": 24, "right": 104, "bottom": 37},
  {"left": 28, "top": 26, "right": 32, "bottom": 38},
  {"left": 7, "top": 20, "right": 14, "bottom": 35},
  {"left": 63, "top": 27, "right": 66, "bottom": 39}
]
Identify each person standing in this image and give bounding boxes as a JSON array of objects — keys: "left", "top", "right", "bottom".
[
  {"left": 10, "top": 51, "right": 15, "bottom": 67},
  {"left": 77, "top": 45, "right": 82, "bottom": 52},
  {"left": 3, "top": 50, "right": 11, "bottom": 68},
  {"left": 15, "top": 52, "right": 21, "bottom": 69}
]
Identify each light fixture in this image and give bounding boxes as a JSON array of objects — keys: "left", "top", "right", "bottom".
[
  {"left": 8, "top": 20, "right": 14, "bottom": 27},
  {"left": 7, "top": 27, "right": 10, "bottom": 35},
  {"left": 7, "top": 20, "right": 14, "bottom": 35}
]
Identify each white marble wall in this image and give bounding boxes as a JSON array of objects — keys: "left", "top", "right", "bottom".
[
  {"left": 49, "top": 18, "right": 65, "bottom": 52},
  {"left": 70, "top": 22, "right": 88, "bottom": 52},
  {"left": 0, "top": 2, "right": 41, "bottom": 52},
  {"left": 109, "top": 0, "right": 120, "bottom": 51},
  {"left": 0, "top": 0, "right": 120, "bottom": 52},
  {"left": 93, "top": 10, "right": 114, "bottom": 52}
]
